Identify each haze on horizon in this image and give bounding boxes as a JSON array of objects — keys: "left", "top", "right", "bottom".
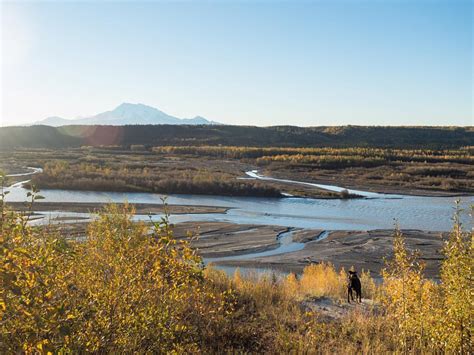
[{"left": 1, "top": 0, "right": 472, "bottom": 127}]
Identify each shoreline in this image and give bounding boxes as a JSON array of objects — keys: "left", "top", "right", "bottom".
[
  {"left": 5, "top": 165, "right": 473, "bottom": 199},
  {"left": 258, "top": 170, "right": 473, "bottom": 198},
  {"left": 11, "top": 180, "right": 474, "bottom": 200},
  {"left": 8, "top": 201, "right": 230, "bottom": 215},
  {"left": 172, "top": 222, "right": 447, "bottom": 278},
  {"left": 211, "top": 229, "right": 447, "bottom": 279},
  {"left": 30, "top": 218, "right": 448, "bottom": 279}
]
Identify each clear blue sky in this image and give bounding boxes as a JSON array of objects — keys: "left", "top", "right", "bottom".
[{"left": 1, "top": 0, "right": 472, "bottom": 126}]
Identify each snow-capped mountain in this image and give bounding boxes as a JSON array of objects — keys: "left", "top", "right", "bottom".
[{"left": 33, "top": 103, "right": 219, "bottom": 126}]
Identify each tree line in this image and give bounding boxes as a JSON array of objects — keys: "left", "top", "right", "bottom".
[{"left": 1, "top": 125, "right": 472, "bottom": 150}]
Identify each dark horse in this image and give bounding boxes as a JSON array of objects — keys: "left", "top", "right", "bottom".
[{"left": 347, "top": 271, "right": 362, "bottom": 303}]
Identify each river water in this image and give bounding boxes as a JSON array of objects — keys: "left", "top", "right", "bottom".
[{"left": 5, "top": 169, "right": 473, "bottom": 232}]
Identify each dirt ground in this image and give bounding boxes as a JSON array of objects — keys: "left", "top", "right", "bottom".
[
  {"left": 210, "top": 228, "right": 447, "bottom": 278},
  {"left": 24, "top": 206, "right": 447, "bottom": 278},
  {"left": 301, "top": 296, "right": 380, "bottom": 322},
  {"left": 10, "top": 201, "right": 229, "bottom": 215},
  {"left": 172, "top": 221, "right": 288, "bottom": 258}
]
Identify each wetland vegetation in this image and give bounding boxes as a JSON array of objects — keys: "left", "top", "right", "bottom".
[{"left": 1, "top": 143, "right": 472, "bottom": 197}]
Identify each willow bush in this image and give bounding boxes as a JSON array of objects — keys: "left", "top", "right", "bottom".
[
  {"left": 1, "top": 200, "right": 234, "bottom": 353},
  {"left": 1, "top": 175, "right": 472, "bottom": 353},
  {"left": 31, "top": 161, "right": 282, "bottom": 197},
  {"left": 438, "top": 205, "right": 473, "bottom": 352},
  {"left": 382, "top": 228, "right": 436, "bottom": 351},
  {"left": 381, "top": 214, "right": 473, "bottom": 353}
]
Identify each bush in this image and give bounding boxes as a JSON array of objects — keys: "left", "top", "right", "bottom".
[
  {"left": 31, "top": 161, "right": 282, "bottom": 197},
  {"left": 1, "top": 203, "right": 233, "bottom": 353},
  {"left": 130, "top": 144, "right": 146, "bottom": 151},
  {"left": 381, "top": 221, "right": 473, "bottom": 353},
  {"left": 1, "top": 182, "right": 472, "bottom": 352}
]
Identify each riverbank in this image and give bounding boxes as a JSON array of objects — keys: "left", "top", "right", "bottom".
[
  {"left": 172, "top": 222, "right": 446, "bottom": 278},
  {"left": 212, "top": 229, "right": 446, "bottom": 278},
  {"left": 17, "top": 209, "right": 450, "bottom": 278},
  {"left": 172, "top": 221, "right": 289, "bottom": 258},
  {"left": 9, "top": 201, "right": 229, "bottom": 215},
  {"left": 262, "top": 166, "right": 474, "bottom": 197}
]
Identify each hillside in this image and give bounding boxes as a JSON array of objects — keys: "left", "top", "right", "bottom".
[{"left": 0, "top": 125, "right": 472, "bottom": 150}]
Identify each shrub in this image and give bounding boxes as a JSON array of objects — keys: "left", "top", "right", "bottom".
[
  {"left": 1, "top": 202, "right": 233, "bottom": 353},
  {"left": 437, "top": 204, "right": 473, "bottom": 352},
  {"left": 1, "top": 183, "right": 472, "bottom": 352},
  {"left": 381, "top": 221, "right": 474, "bottom": 353}
]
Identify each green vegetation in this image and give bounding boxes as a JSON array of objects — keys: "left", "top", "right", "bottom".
[
  {"left": 1, "top": 125, "right": 473, "bottom": 150},
  {"left": 1, "top": 180, "right": 472, "bottom": 352}
]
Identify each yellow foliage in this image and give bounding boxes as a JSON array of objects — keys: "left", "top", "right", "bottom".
[
  {"left": 382, "top": 223, "right": 473, "bottom": 353},
  {"left": 299, "top": 263, "right": 347, "bottom": 299},
  {"left": 1, "top": 182, "right": 471, "bottom": 353},
  {"left": 437, "top": 208, "right": 473, "bottom": 352},
  {"left": 1, "top": 203, "right": 233, "bottom": 353},
  {"left": 283, "top": 272, "right": 300, "bottom": 298}
]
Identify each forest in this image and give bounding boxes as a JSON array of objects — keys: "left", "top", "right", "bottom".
[{"left": 0, "top": 125, "right": 473, "bottom": 150}]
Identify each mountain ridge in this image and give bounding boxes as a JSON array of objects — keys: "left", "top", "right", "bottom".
[
  {"left": 32, "top": 103, "right": 219, "bottom": 126},
  {"left": 1, "top": 125, "right": 472, "bottom": 150}
]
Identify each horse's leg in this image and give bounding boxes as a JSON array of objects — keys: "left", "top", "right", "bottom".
[{"left": 347, "top": 288, "right": 351, "bottom": 303}]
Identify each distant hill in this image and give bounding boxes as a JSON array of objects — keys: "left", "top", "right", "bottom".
[
  {"left": 0, "top": 125, "right": 472, "bottom": 150},
  {"left": 32, "top": 103, "right": 219, "bottom": 126}
]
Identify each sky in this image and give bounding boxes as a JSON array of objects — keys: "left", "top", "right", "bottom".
[{"left": 1, "top": 0, "right": 472, "bottom": 127}]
